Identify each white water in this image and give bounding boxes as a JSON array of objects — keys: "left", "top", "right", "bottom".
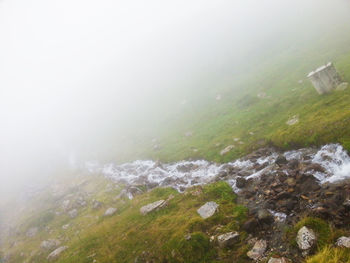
[{"left": 79, "top": 144, "right": 350, "bottom": 192}]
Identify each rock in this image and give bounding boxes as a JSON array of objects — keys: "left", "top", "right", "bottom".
[
  {"left": 336, "top": 82, "right": 348, "bottom": 91},
  {"left": 40, "top": 239, "right": 61, "bottom": 250},
  {"left": 61, "top": 200, "right": 71, "bottom": 211},
  {"left": 217, "top": 231, "right": 240, "bottom": 248},
  {"left": 247, "top": 239, "right": 267, "bottom": 260},
  {"left": 104, "top": 207, "right": 117, "bottom": 216},
  {"left": 296, "top": 226, "right": 316, "bottom": 251},
  {"left": 47, "top": 246, "right": 68, "bottom": 261},
  {"left": 236, "top": 177, "right": 247, "bottom": 188},
  {"left": 62, "top": 224, "right": 70, "bottom": 230},
  {"left": 26, "top": 227, "right": 38, "bottom": 237},
  {"left": 275, "top": 155, "right": 288, "bottom": 166},
  {"left": 220, "top": 145, "right": 234, "bottom": 156},
  {"left": 92, "top": 200, "right": 102, "bottom": 210},
  {"left": 197, "top": 201, "right": 219, "bottom": 219},
  {"left": 336, "top": 236, "right": 350, "bottom": 248},
  {"left": 257, "top": 209, "right": 274, "bottom": 224},
  {"left": 242, "top": 218, "right": 259, "bottom": 233},
  {"left": 68, "top": 209, "right": 78, "bottom": 218},
  {"left": 286, "top": 115, "right": 299, "bottom": 126},
  {"left": 268, "top": 257, "right": 290, "bottom": 263},
  {"left": 140, "top": 200, "right": 166, "bottom": 215}
]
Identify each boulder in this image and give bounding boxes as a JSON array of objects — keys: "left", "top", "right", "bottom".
[
  {"left": 197, "top": 202, "right": 219, "bottom": 219},
  {"left": 40, "top": 239, "right": 61, "bottom": 250},
  {"left": 247, "top": 239, "right": 267, "bottom": 260},
  {"left": 140, "top": 200, "right": 166, "bottom": 215},
  {"left": 257, "top": 209, "right": 274, "bottom": 224},
  {"left": 242, "top": 218, "right": 259, "bottom": 233},
  {"left": 296, "top": 226, "right": 316, "bottom": 250},
  {"left": 68, "top": 209, "right": 78, "bottom": 218},
  {"left": 268, "top": 257, "right": 290, "bottom": 263},
  {"left": 104, "top": 207, "right": 117, "bottom": 216},
  {"left": 47, "top": 246, "right": 68, "bottom": 261},
  {"left": 217, "top": 232, "right": 239, "bottom": 248},
  {"left": 336, "top": 236, "right": 350, "bottom": 248}
]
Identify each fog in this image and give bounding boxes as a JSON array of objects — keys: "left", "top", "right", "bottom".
[{"left": 0, "top": 0, "right": 350, "bottom": 195}]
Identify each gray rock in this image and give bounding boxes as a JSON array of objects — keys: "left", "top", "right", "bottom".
[
  {"left": 257, "top": 209, "right": 274, "bottom": 224},
  {"left": 40, "top": 239, "right": 61, "bottom": 250},
  {"left": 197, "top": 201, "right": 219, "bottom": 219},
  {"left": 104, "top": 207, "right": 117, "bottom": 216},
  {"left": 92, "top": 200, "right": 102, "bottom": 210},
  {"left": 296, "top": 226, "right": 316, "bottom": 251},
  {"left": 68, "top": 209, "right": 78, "bottom": 218},
  {"left": 220, "top": 145, "right": 234, "bottom": 156},
  {"left": 336, "top": 236, "right": 350, "bottom": 248},
  {"left": 217, "top": 231, "right": 239, "bottom": 248},
  {"left": 140, "top": 200, "right": 166, "bottom": 215},
  {"left": 26, "top": 227, "right": 38, "bottom": 237},
  {"left": 268, "top": 257, "right": 290, "bottom": 263},
  {"left": 47, "top": 246, "right": 68, "bottom": 261},
  {"left": 247, "top": 239, "right": 267, "bottom": 260},
  {"left": 62, "top": 224, "right": 70, "bottom": 230},
  {"left": 236, "top": 177, "right": 247, "bottom": 188}
]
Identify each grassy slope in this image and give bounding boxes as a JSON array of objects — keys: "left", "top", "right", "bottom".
[{"left": 117, "top": 33, "right": 350, "bottom": 164}]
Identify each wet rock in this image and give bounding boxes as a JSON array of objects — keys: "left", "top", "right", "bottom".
[
  {"left": 197, "top": 201, "right": 219, "bottom": 219},
  {"left": 40, "top": 239, "right": 61, "bottom": 250},
  {"left": 217, "top": 232, "right": 239, "bottom": 248},
  {"left": 68, "top": 209, "right": 78, "bottom": 218},
  {"left": 257, "top": 209, "right": 274, "bottom": 224},
  {"left": 247, "top": 239, "right": 267, "bottom": 260},
  {"left": 140, "top": 200, "right": 166, "bottom": 215},
  {"left": 268, "top": 257, "right": 291, "bottom": 263},
  {"left": 236, "top": 177, "right": 247, "bottom": 188},
  {"left": 335, "top": 236, "right": 350, "bottom": 248},
  {"left": 26, "top": 227, "right": 38, "bottom": 237},
  {"left": 104, "top": 207, "right": 117, "bottom": 216},
  {"left": 296, "top": 226, "right": 316, "bottom": 251},
  {"left": 275, "top": 155, "right": 288, "bottom": 166},
  {"left": 47, "top": 246, "right": 68, "bottom": 261},
  {"left": 242, "top": 218, "right": 259, "bottom": 233}
]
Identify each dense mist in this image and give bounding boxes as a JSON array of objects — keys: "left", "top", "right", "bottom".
[{"left": 1, "top": 0, "right": 350, "bottom": 195}]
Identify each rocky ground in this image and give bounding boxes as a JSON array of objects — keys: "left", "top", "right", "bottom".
[{"left": 2, "top": 144, "right": 350, "bottom": 262}]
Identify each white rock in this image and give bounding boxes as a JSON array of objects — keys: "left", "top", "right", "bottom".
[
  {"left": 62, "top": 224, "right": 70, "bottom": 230},
  {"left": 296, "top": 226, "right": 316, "bottom": 250},
  {"left": 268, "top": 257, "right": 290, "bottom": 263},
  {"left": 140, "top": 200, "right": 166, "bottom": 215},
  {"left": 220, "top": 145, "right": 234, "bottom": 156},
  {"left": 104, "top": 207, "right": 117, "bottom": 216},
  {"left": 40, "top": 239, "right": 61, "bottom": 250},
  {"left": 286, "top": 115, "right": 299, "bottom": 126},
  {"left": 217, "top": 231, "right": 239, "bottom": 248},
  {"left": 47, "top": 246, "right": 68, "bottom": 261},
  {"left": 197, "top": 201, "right": 218, "bottom": 219},
  {"left": 336, "top": 236, "right": 350, "bottom": 248},
  {"left": 247, "top": 239, "right": 267, "bottom": 260}
]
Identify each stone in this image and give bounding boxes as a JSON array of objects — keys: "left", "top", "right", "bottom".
[
  {"left": 62, "top": 200, "right": 71, "bottom": 211},
  {"left": 26, "top": 227, "right": 38, "bottom": 237},
  {"left": 40, "top": 239, "right": 61, "bottom": 250},
  {"left": 268, "top": 257, "right": 290, "bottom": 263},
  {"left": 275, "top": 155, "right": 288, "bottom": 166},
  {"left": 296, "top": 226, "right": 316, "bottom": 250},
  {"left": 220, "top": 145, "right": 234, "bottom": 156},
  {"left": 62, "top": 224, "right": 70, "bottom": 230},
  {"left": 92, "top": 200, "right": 102, "bottom": 210},
  {"left": 336, "top": 82, "right": 348, "bottom": 91},
  {"left": 236, "top": 177, "right": 247, "bottom": 188},
  {"left": 286, "top": 115, "right": 299, "bottom": 126},
  {"left": 336, "top": 236, "right": 350, "bottom": 248},
  {"left": 47, "top": 246, "right": 68, "bottom": 261},
  {"left": 104, "top": 207, "right": 117, "bottom": 216},
  {"left": 242, "top": 218, "right": 259, "bottom": 233},
  {"left": 140, "top": 200, "right": 166, "bottom": 215},
  {"left": 197, "top": 201, "right": 219, "bottom": 219},
  {"left": 68, "top": 209, "right": 78, "bottom": 218},
  {"left": 217, "top": 232, "right": 240, "bottom": 248},
  {"left": 247, "top": 239, "right": 267, "bottom": 260},
  {"left": 257, "top": 209, "right": 274, "bottom": 224}
]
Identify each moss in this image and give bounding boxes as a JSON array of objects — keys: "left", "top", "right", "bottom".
[{"left": 306, "top": 246, "right": 350, "bottom": 263}]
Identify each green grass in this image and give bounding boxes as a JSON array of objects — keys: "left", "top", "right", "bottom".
[{"left": 306, "top": 246, "right": 350, "bottom": 263}]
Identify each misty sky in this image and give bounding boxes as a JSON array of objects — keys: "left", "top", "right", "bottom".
[{"left": 1, "top": 0, "right": 350, "bottom": 193}]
